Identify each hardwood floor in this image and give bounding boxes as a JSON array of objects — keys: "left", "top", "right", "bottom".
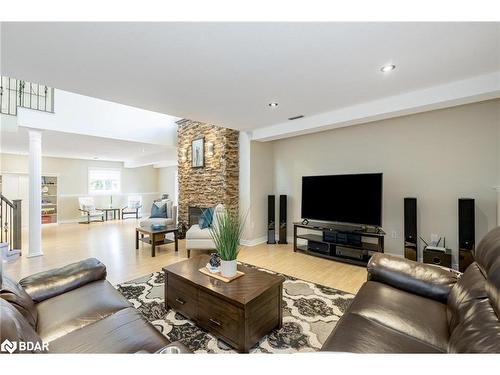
[{"left": 3, "top": 220, "right": 366, "bottom": 294}]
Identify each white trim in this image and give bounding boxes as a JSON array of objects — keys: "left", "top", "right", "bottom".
[
  {"left": 57, "top": 219, "right": 81, "bottom": 224},
  {"left": 58, "top": 192, "right": 160, "bottom": 198},
  {"left": 0, "top": 170, "right": 60, "bottom": 177},
  {"left": 0, "top": 170, "right": 28, "bottom": 175},
  {"left": 58, "top": 212, "right": 151, "bottom": 224},
  {"left": 240, "top": 236, "right": 268, "bottom": 247},
  {"left": 153, "top": 161, "right": 178, "bottom": 168},
  {"left": 41, "top": 222, "right": 59, "bottom": 227}
]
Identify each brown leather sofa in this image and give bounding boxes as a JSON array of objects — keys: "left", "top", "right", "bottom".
[
  {"left": 321, "top": 226, "right": 500, "bottom": 353},
  {"left": 1, "top": 258, "right": 189, "bottom": 353}
]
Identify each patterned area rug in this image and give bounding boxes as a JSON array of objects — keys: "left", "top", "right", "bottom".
[{"left": 116, "top": 263, "right": 354, "bottom": 353}]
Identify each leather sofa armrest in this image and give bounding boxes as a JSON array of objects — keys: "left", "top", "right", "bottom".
[
  {"left": 19, "top": 258, "right": 107, "bottom": 303},
  {"left": 367, "top": 253, "right": 460, "bottom": 303},
  {"left": 155, "top": 341, "right": 192, "bottom": 354}
]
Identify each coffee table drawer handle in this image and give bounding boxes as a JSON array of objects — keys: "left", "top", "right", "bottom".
[
  {"left": 175, "top": 298, "right": 185, "bottom": 305},
  {"left": 209, "top": 318, "right": 221, "bottom": 326}
]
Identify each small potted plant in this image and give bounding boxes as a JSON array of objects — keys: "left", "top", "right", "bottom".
[{"left": 209, "top": 210, "right": 244, "bottom": 277}]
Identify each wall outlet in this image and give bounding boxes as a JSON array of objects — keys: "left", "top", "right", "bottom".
[{"left": 391, "top": 231, "right": 399, "bottom": 239}]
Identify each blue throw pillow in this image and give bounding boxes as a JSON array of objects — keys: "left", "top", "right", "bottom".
[
  {"left": 150, "top": 203, "right": 167, "bottom": 218},
  {"left": 199, "top": 207, "right": 214, "bottom": 229}
]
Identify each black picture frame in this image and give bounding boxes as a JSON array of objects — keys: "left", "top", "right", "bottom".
[{"left": 191, "top": 137, "right": 205, "bottom": 168}]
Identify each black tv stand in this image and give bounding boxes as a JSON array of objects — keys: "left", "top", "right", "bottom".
[{"left": 293, "top": 221, "right": 385, "bottom": 266}]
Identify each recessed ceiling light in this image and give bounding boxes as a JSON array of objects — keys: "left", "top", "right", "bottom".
[
  {"left": 268, "top": 102, "right": 279, "bottom": 108},
  {"left": 380, "top": 64, "right": 396, "bottom": 73}
]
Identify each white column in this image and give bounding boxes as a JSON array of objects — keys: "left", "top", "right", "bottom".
[{"left": 28, "top": 129, "right": 43, "bottom": 257}]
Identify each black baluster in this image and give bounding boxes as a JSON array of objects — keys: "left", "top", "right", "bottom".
[{"left": 10, "top": 205, "right": 13, "bottom": 249}]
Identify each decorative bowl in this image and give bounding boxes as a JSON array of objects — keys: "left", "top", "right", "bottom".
[{"left": 151, "top": 224, "right": 166, "bottom": 230}]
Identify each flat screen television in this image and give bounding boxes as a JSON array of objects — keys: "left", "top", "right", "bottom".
[{"left": 301, "top": 173, "right": 383, "bottom": 227}]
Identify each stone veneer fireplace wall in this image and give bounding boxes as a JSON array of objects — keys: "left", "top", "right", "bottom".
[{"left": 177, "top": 119, "right": 239, "bottom": 228}]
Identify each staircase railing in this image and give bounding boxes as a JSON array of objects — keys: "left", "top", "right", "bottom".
[
  {"left": 1, "top": 76, "right": 54, "bottom": 116},
  {"left": 0, "top": 194, "right": 22, "bottom": 252}
]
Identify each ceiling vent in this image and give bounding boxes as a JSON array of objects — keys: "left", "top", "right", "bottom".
[{"left": 288, "top": 115, "right": 304, "bottom": 121}]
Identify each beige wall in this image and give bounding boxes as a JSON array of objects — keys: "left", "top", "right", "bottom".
[
  {"left": 239, "top": 133, "right": 274, "bottom": 244},
  {"left": 1, "top": 153, "right": 160, "bottom": 222},
  {"left": 157, "top": 166, "right": 177, "bottom": 204},
  {"left": 249, "top": 140, "right": 274, "bottom": 242},
  {"left": 269, "top": 100, "right": 500, "bottom": 266}
]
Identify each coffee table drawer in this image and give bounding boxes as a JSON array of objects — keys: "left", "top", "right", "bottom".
[
  {"left": 166, "top": 275, "right": 197, "bottom": 318},
  {"left": 198, "top": 291, "right": 242, "bottom": 343}
]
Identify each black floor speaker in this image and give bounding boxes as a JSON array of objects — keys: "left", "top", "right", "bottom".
[
  {"left": 279, "top": 195, "right": 288, "bottom": 244},
  {"left": 404, "top": 197, "right": 417, "bottom": 261},
  {"left": 459, "top": 198, "right": 475, "bottom": 272},
  {"left": 267, "top": 195, "right": 276, "bottom": 244}
]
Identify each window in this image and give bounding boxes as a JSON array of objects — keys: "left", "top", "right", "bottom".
[{"left": 88, "top": 168, "right": 121, "bottom": 194}]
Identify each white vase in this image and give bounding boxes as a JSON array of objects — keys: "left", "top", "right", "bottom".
[{"left": 220, "top": 259, "right": 237, "bottom": 277}]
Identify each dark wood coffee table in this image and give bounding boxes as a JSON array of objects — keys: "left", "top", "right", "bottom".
[
  {"left": 163, "top": 255, "right": 285, "bottom": 353},
  {"left": 136, "top": 225, "right": 178, "bottom": 257}
]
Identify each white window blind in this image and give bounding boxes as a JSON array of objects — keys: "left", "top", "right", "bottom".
[{"left": 88, "top": 168, "right": 121, "bottom": 194}]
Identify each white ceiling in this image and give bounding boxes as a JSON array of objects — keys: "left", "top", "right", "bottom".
[
  {"left": 2, "top": 22, "right": 500, "bottom": 139},
  {"left": 1, "top": 127, "right": 177, "bottom": 167}
]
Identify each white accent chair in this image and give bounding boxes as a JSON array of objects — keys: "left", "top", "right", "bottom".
[
  {"left": 78, "top": 197, "right": 105, "bottom": 224},
  {"left": 185, "top": 204, "right": 225, "bottom": 258},
  {"left": 139, "top": 198, "right": 177, "bottom": 228},
  {"left": 122, "top": 195, "right": 143, "bottom": 219}
]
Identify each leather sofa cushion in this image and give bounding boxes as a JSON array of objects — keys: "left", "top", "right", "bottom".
[
  {"left": 20, "top": 258, "right": 107, "bottom": 303},
  {"left": 367, "top": 253, "right": 459, "bottom": 303},
  {"left": 48, "top": 307, "right": 170, "bottom": 353},
  {"left": 321, "top": 312, "right": 443, "bottom": 353},
  {"left": 0, "top": 299, "right": 43, "bottom": 353},
  {"left": 474, "top": 226, "right": 500, "bottom": 318},
  {"left": 36, "top": 279, "right": 131, "bottom": 343},
  {"left": 346, "top": 281, "right": 449, "bottom": 351},
  {"left": 448, "top": 298, "right": 500, "bottom": 353},
  {"left": 447, "top": 263, "right": 488, "bottom": 332},
  {"left": 1, "top": 275, "right": 38, "bottom": 329}
]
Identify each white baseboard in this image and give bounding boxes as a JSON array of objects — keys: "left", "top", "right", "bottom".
[
  {"left": 58, "top": 213, "right": 150, "bottom": 225},
  {"left": 241, "top": 235, "right": 295, "bottom": 247},
  {"left": 57, "top": 219, "right": 81, "bottom": 224},
  {"left": 240, "top": 236, "right": 268, "bottom": 247}
]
